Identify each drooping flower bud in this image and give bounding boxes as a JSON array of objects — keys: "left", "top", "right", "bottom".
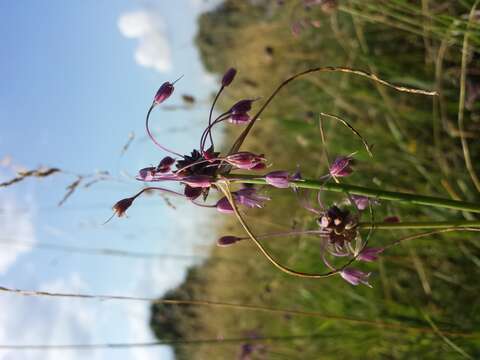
[
  {"left": 357, "top": 247, "right": 384, "bottom": 262},
  {"left": 217, "top": 235, "right": 242, "bottom": 247},
  {"left": 184, "top": 185, "right": 202, "bottom": 200},
  {"left": 329, "top": 156, "right": 354, "bottom": 177},
  {"left": 226, "top": 152, "right": 266, "bottom": 170},
  {"left": 265, "top": 171, "right": 290, "bottom": 188},
  {"left": 157, "top": 156, "right": 176, "bottom": 173},
  {"left": 154, "top": 81, "right": 175, "bottom": 105},
  {"left": 112, "top": 197, "right": 135, "bottom": 217},
  {"left": 216, "top": 197, "right": 234, "bottom": 214},
  {"left": 229, "top": 113, "right": 251, "bottom": 125},
  {"left": 182, "top": 175, "right": 213, "bottom": 188},
  {"left": 222, "top": 68, "right": 237, "bottom": 87},
  {"left": 340, "top": 268, "right": 372, "bottom": 287}
]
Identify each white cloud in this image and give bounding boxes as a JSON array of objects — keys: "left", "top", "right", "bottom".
[
  {"left": 0, "top": 269, "right": 175, "bottom": 360},
  {"left": 0, "top": 273, "right": 100, "bottom": 360},
  {"left": 0, "top": 193, "right": 36, "bottom": 274},
  {"left": 118, "top": 10, "right": 172, "bottom": 73},
  {"left": 124, "top": 301, "right": 174, "bottom": 360}
]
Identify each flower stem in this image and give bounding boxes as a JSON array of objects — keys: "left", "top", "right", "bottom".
[
  {"left": 223, "top": 174, "right": 480, "bottom": 213},
  {"left": 358, "top": 221, "right": 480, "bottom": 229}
]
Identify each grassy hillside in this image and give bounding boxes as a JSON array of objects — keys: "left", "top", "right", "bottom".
[{"left": 151, "top": 1, "right": 480, "bottom": 359}]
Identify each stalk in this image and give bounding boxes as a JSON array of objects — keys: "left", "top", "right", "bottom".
[
  {"left": 224, "top": 174, "right": 480, "bottom": 213},
  {"left": 359, "top": 221, "right": 480, "bottom": 229}
]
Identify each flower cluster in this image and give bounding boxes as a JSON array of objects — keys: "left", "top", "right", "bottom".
[
  {"left": 112, "top": 68, "right": 274, "bottom": 218},
  {"left": 112, "top": 67, "right": 387, "bottom": 288},
  {"left": 216, "top": 152, "right": 385, "bottom": 287}
]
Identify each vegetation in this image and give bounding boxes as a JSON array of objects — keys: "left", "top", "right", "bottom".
[{"left": 151, "top": 1, "right": 480, "bottom": 358}]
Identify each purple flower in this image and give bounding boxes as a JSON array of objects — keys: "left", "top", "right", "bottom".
[
  {"left": 137, "top": 167, "right": 157, "bottom": 182},
  {"left": 350, "top": 195, "right": 378, "bottom": 210},
  {"left": 228, "top": 99, "right": 256, "bottom": 125},
  {"left": 184, "top": 186, "right": 202, "bottom": 200},
  {"left": 154, "top": 81, "right": 174, "bottom": 105},
  {"left": 217, "top": 235, "right": 242, "bottom": 247},
  {"left": 226, "top": 152, "right": 266, "bottom": 170},
  {"left": 229, "top": 113, "right": 251, "bottom": 125},
  {"left": 216, "top": 188, "right": 270, "bottom": 214},
  {"left": 216, "top": 197, "right": 234, "bottom": 213},
  {"left": 265, "top": 171, "right": 291, "bottom": 188},
  {"left": 329, "top": 156, "right": 354, "bottom": 177},
  {"left": 357, "top": 247, "right": 384, "bottom": 262},
  {"left": 182, "top": 175, "right": 213, "bottom": 188},
  {"left": 222, "top": 67, "right": 237, "bottom": 87},
  {"left": 156, "top": 156, "right": 176, "bottom": 173},
  {"left": 231, "top": 99, "right": 255, "bottom": 114},
  {"left": 340, "top": 268, "right": 372, "bottom": 287},
  {"left": 236, "top": 188, "right": 270, "bottom": 208},
  {"left": 136, "top": 167, "right": 179, "bottom": 182}
]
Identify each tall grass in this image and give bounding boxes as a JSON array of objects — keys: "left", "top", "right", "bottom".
[{"left": 150, "top": 1, "right": 480, "bottom": 358}]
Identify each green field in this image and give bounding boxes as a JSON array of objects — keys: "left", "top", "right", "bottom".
[{"left": 150, "top": 1, "right": 480, "bottom": 358}]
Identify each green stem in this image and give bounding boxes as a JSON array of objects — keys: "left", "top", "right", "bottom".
[
  {"left": 223, "top": 174, "right": 480, "bottom": 213},
  {"left": 359, "top": 221, "right": 480, "bottom": 229}
]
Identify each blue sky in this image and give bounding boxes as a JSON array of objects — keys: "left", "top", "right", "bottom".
[{"left": 0, "top": 1, "right": 221, "bottom": 359}]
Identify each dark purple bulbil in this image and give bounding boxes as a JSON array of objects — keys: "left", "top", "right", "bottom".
[
  {"left": 231, "top": 99, "right": 255, "bottom": 114},
  {"left": 153, "top": 82, "right": 174, "bottom": 105},
  {"left": 222, "top": 67, "right": 237, "bottom": 87}
]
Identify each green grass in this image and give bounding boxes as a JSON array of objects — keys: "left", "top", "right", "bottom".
[{"left": 150, "top": 1, "right": 480, "bottom": 358}]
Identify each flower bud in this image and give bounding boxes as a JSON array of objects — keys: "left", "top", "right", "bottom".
[
  {"left": 137, "top": 167, "right": 157, "bottom": 182},
  {"left": 112, "top": 197, "right": 135, "bottom": 217},
  {"left": 154, "top": 81, "right": 174, "bottom": 105},
  {"left": 182, "top": 175, "right": 213, "bottom": 188},
  {"left": 226, "top": 152, "right": 265, "bottom": 170},
  {"left": 250, "top": 162, "right": 267, "bottom": 171},
  {"left": 230, "top": 99, "right": 254, "bottom": 114},
  {"left": 216, "top": 197, "right": 234, "bottom": 214},
  {"left": 222, "top": 68, "right": 237, "bottom": 87},
  {"left": 184, "top": 185, "right": 202, "bottom": 200},
  {"left": 329, "top": 156, "right": 354, "bottom": 177},
  {"left": 265, "top": 171, "right": 290, "bottom": 188},
  {"left": 217, "top": 235, "right": 242, "bottom": 247},
  {"left": 157, "top": 156, "right": 175, "bottom": 173},
  {"left": 357, "top": 247, "right": 384, "bottom": 262}
]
